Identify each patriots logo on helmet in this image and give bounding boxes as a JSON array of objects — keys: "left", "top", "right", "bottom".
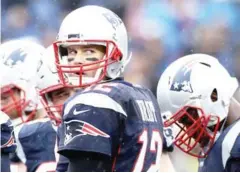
[
  {"left": 102, "top": 12, "right": 122, "bottom": 31},
  {"left": 64, "top": 120, "right": 110, "bottom": 145},
  {"left": 4, "top": 48, "right": 27, "bottom": 67},
  {"left": 170, "top": 61, "right": 195, "bottom": 93}
]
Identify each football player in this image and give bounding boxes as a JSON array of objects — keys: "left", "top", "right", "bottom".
[
  {"left": 0, "top": 39, "right": 57, "bottom": 172},
  {"left": 157, "top": 54, "right": 240, "bottom": 171},
  {"left": 0, "top": 111, "right": 16, "bottom": 172},
  {"left": 53, "top": 5, "right": 174, "bottom": 172},
  {"left": 0, "top": 40, "right": 45, "bottom": 126},
  {"left": 36, "top": 45, "right": 75, "bottom": 171}
]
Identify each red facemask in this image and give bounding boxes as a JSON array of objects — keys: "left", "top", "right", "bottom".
[
  {"left": 164, "top": 106, "right": 220, "bottom": 158},
  {"left": 39, "top": 84, "right": 66, "bottom": 126},
  {"left": 1, "top": 84, "right": 36, "bottom": 123},
  {"left": 40, "top": 97, "right": 62, "bottom": 126}
]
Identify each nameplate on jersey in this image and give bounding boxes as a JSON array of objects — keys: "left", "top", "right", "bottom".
[{"left": 136, "top": 100, "right": 157, "bottom": 123}]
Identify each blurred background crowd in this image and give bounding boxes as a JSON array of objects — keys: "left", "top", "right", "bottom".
[
  {"left": 2, "top": 0, "right": 240, "bottom": 94},
  {"left": 2, "top": 0, "right": 240, "bottom": 171}
]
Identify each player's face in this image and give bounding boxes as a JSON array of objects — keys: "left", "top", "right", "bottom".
[
  {"left": 66, "top": 45, "right": 106, "bottom": 77},
  {"left": 49, "top": 87, "right": 74, "bottom": 106},
  {"left": 1, "top": 88, "right": 22, "bottom": 119}
]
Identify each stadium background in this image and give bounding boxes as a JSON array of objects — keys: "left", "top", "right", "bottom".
[{"left": 2, "top": 0, "right": 240, "bottom": 171}]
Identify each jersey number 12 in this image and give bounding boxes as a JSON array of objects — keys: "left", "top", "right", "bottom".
[{"left": 133, "top": 129, "right": 163, "bottom": 172}]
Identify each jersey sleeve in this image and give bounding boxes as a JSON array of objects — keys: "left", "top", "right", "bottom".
[
  {"left": 1, "top": 112, "right": 16, "bottom": 154},
  {"left": 58, "top": 92, "right": 126, "bottom": 158}
]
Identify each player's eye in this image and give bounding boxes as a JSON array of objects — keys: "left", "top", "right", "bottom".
[
  {"left": 51, "top": 90, "right": 71, "bottom": 103},
  {"left": 1, "top": 93, "right": 10, "bottom": 101},
  {"left": 1, "top": 96, "right": 8, "bottom": 101},
  {"left": 58, "top": 91, "right": 69, "bottom": 98},
  {"left": 67, "top": 48, "right": 77, "bottom": 56},
  {"left": 84, "top": 49, "right": 95, "bottom": 55},
  {"left": 61, "top": 91, "right": 71, "bottom": 98}
]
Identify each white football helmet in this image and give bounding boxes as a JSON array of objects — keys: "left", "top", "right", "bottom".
[
  {"left": 0, "top": 39, "right": 45, "bottom": 124},
  {"left": 53, "top": 5, "right": 130, "bottom": 87},
  {"left": 36, "top": 45, "right": 72, "bottom": 125},
  {"left": 157, "top": 54, "right": 238, "bottom": 158}
]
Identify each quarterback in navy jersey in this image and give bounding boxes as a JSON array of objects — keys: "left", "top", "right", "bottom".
[
  {"left": 1, "top": 111, "right": 16, "bottom": 172},
  {"left": 58, "top": 80, "right": 168, "bottom": 171},
  {"left": 157, "top": 54, "right": 240, "bottom": 171},
  {"left": 53, "top": 5, "right": 174, "bottom": 172}
]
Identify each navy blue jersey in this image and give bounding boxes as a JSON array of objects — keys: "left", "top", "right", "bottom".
[
  {"left": 58, "top": 80, "right": 167, "bottom": 171},
  {"left": 199, "top": 119, "right": 240, "bottom": 172},
  {"left": 15, "top": 118, "right": 57, "bottom": 172},
  {"left": 1, "top": 112, "right": 16, "bottom": 172},
  {"left": 1, "top": 113, "right": 16, "bottom": 153},
  {"left": 56, "top": 155, "right": 69, "bottom": 172}
]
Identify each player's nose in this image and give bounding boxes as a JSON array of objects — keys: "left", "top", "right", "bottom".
[{"left": 73, "top": 55, "right": 85, "bottom": 65}]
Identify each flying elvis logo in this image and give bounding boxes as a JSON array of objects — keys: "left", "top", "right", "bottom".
[
  {"left": 4, "top": 48, "right": 27, "bottom": 67},
  {"left": 170, "top": 61, "right": 196, "bottom": 93},
  {"left": 64, "top": 120, "right": 110, "bottom": 145}
]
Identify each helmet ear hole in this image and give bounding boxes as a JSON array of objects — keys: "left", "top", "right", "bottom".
[{"left": 211, "top": 88, "right": 218, "bottom": 102}]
